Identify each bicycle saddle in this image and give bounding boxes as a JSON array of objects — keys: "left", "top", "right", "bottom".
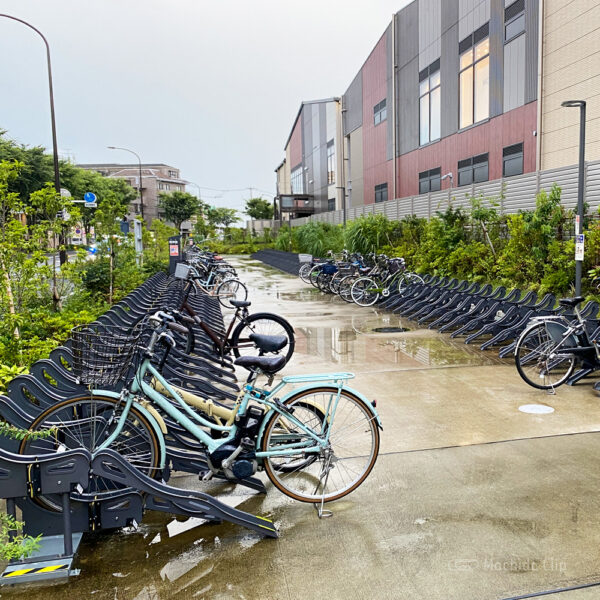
[
  {"left": 234, "top": 355, "right": 286, "bottom": 373},
  {"left": 230, "top": 300, "right": 251, "bottom": 308},
  {"left": 559, "top": 296, "right": 585, "bottom": 308},
  {"left": 249, "top": 333, "right": 288, "bottom": 352}
]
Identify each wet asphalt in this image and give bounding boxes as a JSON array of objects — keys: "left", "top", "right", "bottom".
[{"left": 4, "top": 257, "right": 600, "bottom": 600}]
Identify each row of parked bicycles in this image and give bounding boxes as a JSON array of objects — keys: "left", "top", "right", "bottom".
[
  {"left": 0, "top": 247, "right": 382, "bottom": 576},
  {"left": 298, "top": 250, "right": 600, "bottom": 393}
]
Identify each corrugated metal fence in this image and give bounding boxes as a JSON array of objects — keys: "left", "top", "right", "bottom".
[{"left": 286, "top": 160, "right": 600, "bottom": 228}]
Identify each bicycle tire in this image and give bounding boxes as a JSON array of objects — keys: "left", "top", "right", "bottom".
[
  {"left": 231, "top": 313, "right": 295, "bottom": 365},
  {"left": 216, "top": 279, "right": 248, "bottom": 309},
  {"left": 261, "top": 386, "right": 380, "bottom": 503},
  {"left": 398, "top": 272, "right": 424, "bottom": 294},
  {"left": 308, "top": 265, "right": 321, "bottom": 288},
  {"left": 316, "top": 272, "right": 333, "bottom": 294},
  {"left": 19, "top": 394, "right": 162, "bottom": 512},
  {"left": 338, "top": 275, "right": 358, "bottom": 303},
  {"left": 514, "top": 322, "right": 576, "bottom": 389},
  {"left": 299, "top": 263, "right": 312, "bottom": 283},
  {"left": 351, "top": 277, "right": 380, "bottom": 307}
]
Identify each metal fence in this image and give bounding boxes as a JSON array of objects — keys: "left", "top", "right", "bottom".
[{"left": 283, "top": 159, "right": 600, "bottom": 228}]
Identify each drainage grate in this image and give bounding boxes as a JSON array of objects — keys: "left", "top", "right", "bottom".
[{"left": 371, "top": 327, "right": 410, "bottom": 333}]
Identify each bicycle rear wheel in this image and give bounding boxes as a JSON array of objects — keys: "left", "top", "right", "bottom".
[
  {"left": 398, "top": 272, "right": 424, "bottom": 294},
  {"left": 231, "top": 313, "right": 295, "bottom": 364},
  {"left": 299, "top": 263, "right": 312, "bottom": 283},
  {"left": 216, "top": 279, "right": 248, "bottom": 308},
  {"left": 261, "top": 387, "right": 380, "bottom": 503},
  {"left": 515, "top": 322, "right": 576, "bottom": 389},
  {"left": 338, "top": 275, "right": 358, "bottom": 303},
  {"left": 351, "top": 277, "right": 380, "bottom": 307},
  {"left": 19, "top": 394, "right": 162, "bottom": 512}
]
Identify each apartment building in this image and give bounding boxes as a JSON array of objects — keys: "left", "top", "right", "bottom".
[
  {"left": 276, "top": 99, "right": 344, "bottom": 219},
  {"left": 78, "top": 162, "right": 187, "bottom": 225}
]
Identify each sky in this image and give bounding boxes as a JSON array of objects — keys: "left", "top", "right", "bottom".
[{"left": 0, "top": 0, "right": 409, "bottom": 218}]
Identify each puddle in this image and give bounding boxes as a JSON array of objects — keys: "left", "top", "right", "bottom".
[{"left": 372, "top": 327, "right": 410, "bottom": 333}]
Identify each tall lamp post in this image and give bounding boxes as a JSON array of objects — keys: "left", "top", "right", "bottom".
[
  {"left": 0, "top": 14, "right": 60, "bottom": 195},
  {"left": 107, "top": 146, "right": 144, "bottom": 222},
  {"left": 561, "top": 100, "right": 587, "bottom": 296}
]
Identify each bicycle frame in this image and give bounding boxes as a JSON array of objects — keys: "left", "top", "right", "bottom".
[{"left": 94, "top": 359, "right": 380, "bottom": 469}]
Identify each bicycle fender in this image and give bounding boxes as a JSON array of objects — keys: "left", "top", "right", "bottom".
[
  {"left": 90, "top": 390, "right": 167, "bottom": 469},
  {"left": 256, "top": 383, "right": 383, "bottom": 449}
]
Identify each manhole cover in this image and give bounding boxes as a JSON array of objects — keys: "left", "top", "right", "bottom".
[
  {"left": 371, "top": 327, "right": 410, "bottom": 333},
  {"left": 518, "top": 404, "right": 555, "bottom": 414}
]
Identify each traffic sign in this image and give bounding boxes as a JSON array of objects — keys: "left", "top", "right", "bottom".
[{"left": 84, "top": 192, "right": 97, "bottom": 208}]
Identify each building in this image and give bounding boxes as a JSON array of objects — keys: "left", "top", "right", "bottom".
[
  {"left": 539, "top": 0, "right": 600, "bottom": 170},
  {"left": 78, "top": 162, "right": 187, "bottom": 226},
  {"left": 276, "top": 99, "right": 344, "bottom": 219},
  {"left": 276, "top": 0, "right": 545, "bottom": 213}
]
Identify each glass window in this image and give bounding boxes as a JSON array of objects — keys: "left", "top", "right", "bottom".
[
  {"left": 374, "top": 99, "right": 387, "bottom": 125},
  {"left": 327, "top": 142, "right": 335, "bottom": 185},
  {"left": 291, "top": 166, "right": 303, "bottom": 194},
  {"left": 459, "top": 30, "right": 489, "bottom": 128},
  {"left": 419, "top": 168, "right": 442, "bottom": 193},
  {"left": 328, "top": 198, "right": 336, "bottom": 211},
  {"left": 419, "top": 62, "right": 441, "bottom": 145},
  {"left": 503, "top": 143, "right": 524, "bottom": 176},
  {"left": 505, "top": 0, "right": 525, "bottom": 41},
  {"left": 374, "top": 183, "right": 388, "bottom": 203},
  {"left": 458, "top": 154, "right": 489, "bottom": 186}
]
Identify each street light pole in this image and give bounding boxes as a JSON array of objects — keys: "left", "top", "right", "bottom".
[
  {"left": 0, "top": 14, "right": 60, "bottom": 195},
  {"left": 561, "top": 100, "right": 587, "bottom": 296},
  {"left": 107, "top": 146, "right": 144, "bottom": 222}
]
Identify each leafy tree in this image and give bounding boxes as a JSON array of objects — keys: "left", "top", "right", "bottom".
[
  {"left": 207, "top": 207, "right": 240, "bottom": 234},
  {"left": 245, "top": 197, "right": 273, "bottom": 220},
  {"left": 158, "top": 190, "right": 201, "bottom": 232}
]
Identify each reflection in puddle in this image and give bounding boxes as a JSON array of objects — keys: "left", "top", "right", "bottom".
[
  {"left": 296, "top": 325, "right": 506, "bottom": 368},
  {"left": 372, "top": 327, "right": 410, "bottom": 333}
]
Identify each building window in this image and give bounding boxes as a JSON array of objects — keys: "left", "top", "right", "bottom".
[
  {"left": 419, "top": 59, "right": 441, "bottom": 145},
  {"left": 459, "top": 23, "right": 490, "bottom": 129},
  {"left": 327, "top": 141, "right": 335, "bottom": 184},
  {"left": 291, "top": 165, "right": 303, "bottom": 194},
  {"left": 505, "top": 0, "right": 525, "bottom": 42},
  {"left": 419, "top": 168, "right": 442, "bottom": 194},
  {"left": 328, "top": 198, "right": 335, "bottom": 211},
  {"left": 168, "top": 169, "right": 177, "bottom": 178},
  {"left": 458, "top": 153, "right": 489, "bottom": 186},
  {"left": 503, "top": 143, "right": 523, "bottom": 177},
  {"left": 159, "top": 182, "right": 164, "bottom": 190},
  {"left": 373, "top": 99, "right": 387, "bottom": 125},
  {"left": 374, "top": 183, "right": 388, "bottom": 203}
]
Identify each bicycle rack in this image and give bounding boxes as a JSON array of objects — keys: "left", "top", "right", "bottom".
[{"left": 0, "top": 267, "right": 281, "bottom": 586}]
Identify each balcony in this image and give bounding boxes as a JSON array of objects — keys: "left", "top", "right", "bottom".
[{"left": 278, "top": 194, "right": 315, "bottom": 216}]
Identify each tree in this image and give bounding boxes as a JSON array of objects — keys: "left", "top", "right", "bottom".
[
  {"left": 244, "top": 197, "right": 273, "bottom": 220},
  {"left": 158, "top": 191, "right": 201, "bottom": 231},
  {"left": 207, "top": 206, "right": 240, "bottom": 230}
]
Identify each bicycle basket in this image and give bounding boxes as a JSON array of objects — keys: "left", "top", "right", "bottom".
[{"left": 71, "top": 322, "right": 144, "bottom": 386}]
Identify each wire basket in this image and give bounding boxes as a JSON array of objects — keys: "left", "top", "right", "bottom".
[{"left": 71, "top": 322, "right": 145, "bottom": 386}]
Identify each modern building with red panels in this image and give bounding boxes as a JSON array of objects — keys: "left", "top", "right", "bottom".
[{"left": 343, "top": 0, "right": 538, "bottom": 207}]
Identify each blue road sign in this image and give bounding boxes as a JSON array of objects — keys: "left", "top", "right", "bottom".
[{"left": 84, "top": 192, "right": 97, "bottom": 205}]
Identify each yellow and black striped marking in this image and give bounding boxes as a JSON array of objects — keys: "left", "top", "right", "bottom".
[{"left": 2, "top": 564, "right": 69, "bottom": 578}]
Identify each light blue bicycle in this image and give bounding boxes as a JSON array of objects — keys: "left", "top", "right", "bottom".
[{"left": 21, "top": 311, "right": 382, "bottom": 510}]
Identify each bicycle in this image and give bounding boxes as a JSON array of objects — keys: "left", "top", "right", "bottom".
[
  {"left": 177, "top": 263, "right": 295, "bottom": 364},
  {"left": 20, "top": 312, "right": 382, "bottom": 512},
  {"left": 180, "top": 261, "right": 247, "bottom": 309},
  {"left": 514, "top": 296, "right": 600, "bottom": 389},
  {"left": 351, "top": 257, "right": 425, "bottom": 307}
]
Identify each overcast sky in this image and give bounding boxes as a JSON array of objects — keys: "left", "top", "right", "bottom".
[{"left": 1, "top": 0, "right": 409, "bottom": 218}]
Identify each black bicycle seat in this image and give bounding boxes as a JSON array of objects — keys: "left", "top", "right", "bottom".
[
  {"left": 249, "top": 333, "right": 287, "bottom": 353},
  {"left": 230, "top": 300, "right": 251, "bottom": 308},
  {"left": 234, "top": 354, "right": 286, "bottom": 374},
  {"left": 559, "top": 296, "right": 585, "bottom": 308}
]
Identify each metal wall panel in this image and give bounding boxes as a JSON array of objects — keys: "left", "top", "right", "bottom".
[
  {"left": 502, "top": 172, "right": 538, "bottom": 213},
  {"left": 349, "top": 127, "right": 364, "bottom": 207},
  {"left": 386, "top": 25, "right": 394, "bottom": 162},
  {"left": 343, "top": 72, "right": 363, "bottom": 135},
  {"left": 489, "top": 0, "right": 504, "bottom": 118},
  {"left": 441, "top": 3, "right": 459, "bottom": 138},
  {"left": 539, "top": 165, "right": 579, "bottom": 210},
  {"left": 504, "top": 34, "right": 526, "bottom": 112},
  {"left": 524, "top": 0, "right": 539, "bottom": 103},
  {"left": 397, "top": 2, "right": 420, "bottom": 156},
  {"left": 459, "top": 0, "right": 490, "bottom": 41},
  {"left": 419, "top": 0, "right": 441, "bottom": 70}
]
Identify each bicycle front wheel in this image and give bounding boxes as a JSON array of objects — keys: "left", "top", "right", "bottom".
[
  {"left": 19, "top": 394, "right": 162, "bottom": 512},
  {"left": 216, "top": 278, "right": 248, "bottom": 309},
  {"left": 299, "top": 263, "right": 312, "bottom": 283},
  {"left": 338, "top": 275, "right": 358, "bottom": 303},
  {"left": 398, "top": 272, "right": 424, "bottom": 294},
  {"left": 261, "top": 387, "right": 380, "bottom": 503},
  {"left": 515, "top": 322, "right": 576, "bottom": 389},
  {"left": 351, "top": 277, "right": 380, "bottom": 307},
  {"left": 231, "top": 312, "right": 295, "bottom": 364}
]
